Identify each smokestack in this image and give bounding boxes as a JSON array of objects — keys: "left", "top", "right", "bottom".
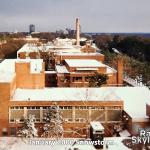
[
  {"left": 117, "top": 57, "right": 123, "bottom": 86},
  {"left": 76, "top": 18, "right": 80, "bottom": 46}
]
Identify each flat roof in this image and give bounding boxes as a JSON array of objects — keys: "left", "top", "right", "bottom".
[
  {"left": 11, "top": 87, "right": 150, "bottom": 120},
  {"left": 0, "top": 59, "right": 43, "bottom": 74},
  {"left": 12, "top": 87, "right": 121, "bottom": 102},
  {"left": 0, "top": 72, "right": 16, "bottom": 82},
  {"left": 17, "top": 44, "right": 43, "bottom": 53},
  {"left": 65, "top": 59, "right": 105, "bottom": 68},
  {"left": 76, "top": 68, "right": 98, "bottom": 71},
  {"left": 57, "top": 52, "right": 104, "bottom": 56},
  {"left": 55, "top": 65, "right": 69, "bottom": 74},
  {"left": 106, "top": 66, "right": 117, "bottom": 73},
  {"left": 90, "top": 121, "right": 104, "bottom": 131},
  {"left": 52, "top": 49, "right": 81, "bottom": 53}
]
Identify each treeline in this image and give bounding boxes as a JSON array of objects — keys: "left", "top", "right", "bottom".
[
  {"left": 102, "top": 49, "right": 150, "bottom": 87},
  {"left": 0, "top": 39, "right": 25, "bottom": 58},
  {"left": 32, "top": 32, "right": 57, "bottom": 42},
  {"left": 108, "top": 35, "right": 150, "bottom": 62},
  {"left": 93, "top": 34, "right": 150, "bottom": 87}
]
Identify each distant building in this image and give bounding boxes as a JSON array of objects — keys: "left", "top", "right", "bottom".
[{"left": 29, "top": 24, "right": 35, "bottom": 33}]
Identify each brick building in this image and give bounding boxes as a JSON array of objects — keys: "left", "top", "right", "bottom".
[{"left": 0, "top": 59, "right": 150, "bottom": 137}]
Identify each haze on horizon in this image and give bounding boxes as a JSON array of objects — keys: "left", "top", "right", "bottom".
[{"left": 0, "top": 0, "right": 150, "bottom": 33}]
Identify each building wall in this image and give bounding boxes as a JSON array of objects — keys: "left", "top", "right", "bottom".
[
  {"left": 15, "top": 62, "right": 45, "bottom": 89},
  {"left": 8, "top": 102, "right": 123, "bottom": 137},
  {"left": 55, "top": 54, "right": 104, "bottom": 64},
  {"left": 0, "top": 82, "right": 11, "bottom": 136},
  {"left": 107, "top": 73, "right": 118, "bottom": 86},
  {"left": 57, "top": 72, "right": 118, "bottom": 87}
]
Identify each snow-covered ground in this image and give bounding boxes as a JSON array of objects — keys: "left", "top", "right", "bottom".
[{"left": 0, "top": 137, "right": 131, "bottom": 150}]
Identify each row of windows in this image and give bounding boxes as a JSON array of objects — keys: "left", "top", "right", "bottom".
[
  {"left": 11, "top": 106, "right": 40, "bottom": 110},
  {"left": 10, "top": 106, "right": 122, "bottom": 110},
  {"left": 10, "top": 118, "right": 88, "bottom": 123},
  {"left": 10, "top": 118, "right": 40, "bottom": 123}
]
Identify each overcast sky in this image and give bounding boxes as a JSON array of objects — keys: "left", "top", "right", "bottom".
[{"left": 0, "top": 0, "right": 150, "bottom": 32}]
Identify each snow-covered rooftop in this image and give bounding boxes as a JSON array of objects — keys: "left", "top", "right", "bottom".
[
  {"left": 45, "top": 71, "right": 56, "bottom": 74},
  {"left": 56, "top": 52, "right": 104, "bottom": 56},
  {"left": 76, "top": 68, "right": 98, "bottom": 71},
  {"left": 52, "top": 49, "right": 81, "bottom": 53},
  {"left": 0, "top": 59, "right": 43, "bottom": 74},
  {"left": 65, "top": 59, "right": 105, "bottom": 68},
  {"left": 90, "top": 121, "right": 104, "bottom": 131},
  {"left": 106, "top": 66, "right": 117, "bottom": 74},
  {"left": 0, "top": 59, "right": 16, "bottom": 73},
  {"left": 12, "top": 87, "right": 150, "bottom": 120},
  {"left": 12, "top": 87, "right": 121, "bottom": 102},
  {"left": 0, "top": 72, "right": 16, "bottom": 82},
  {"left": 55, "top": 65, "right": 69, "bottom": 74},
  {"left": 17, "top": 43, "right": 43, "bottom": 53}
]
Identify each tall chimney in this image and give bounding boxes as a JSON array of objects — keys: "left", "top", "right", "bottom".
[
  {"left": 76, "top": 18, "right": 80, "bottom": 46},
  {"left": 117, "top": 57, "right": 123, "bottom": 86}
]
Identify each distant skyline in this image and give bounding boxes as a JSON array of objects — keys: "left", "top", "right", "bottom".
[{"left": 0, "top": 0, "right": 150, "bottom": 33}]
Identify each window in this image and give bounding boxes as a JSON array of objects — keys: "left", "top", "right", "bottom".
[
  {"left": 60, "top": 106, "right": 72, "bottom": 110},
  {"left": 64, "top": 118, "right": 73, "bottom": 122},
  {"left": 73, "top": 77, "right": 82, "bottom": 82},
  {"left": 11, "top": 106, "right": 24, "bottom": 110},
  {"left": 75, "top": 106, "right": 89, "bottom": 110},
  {"left": 10, "top": 119, "right": 15, "bottom": 123},
  {"left": 43, "top": 106, "right": 50, "bottom": 110},
  {"left": 107, "top": 106, "right": 122, "bottom": 110},
  {"left": 75, "top": 118, "right": 86, "bottom": 123},
  {"left": 27, "top": 106, "right": 40, "bottom": 110},
  {"left": 10, "top": 128, "right": 16, "bottom": 136},
  {"left": 90, "top": 107, "right": 105, "bottom": 110},
  {"left": 2, "top": 128, "right": 8, "bottom": 136}
]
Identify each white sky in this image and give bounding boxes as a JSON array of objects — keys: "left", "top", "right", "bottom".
[{"left": 0, "top": 0, "right": 150, "bottom": 32}]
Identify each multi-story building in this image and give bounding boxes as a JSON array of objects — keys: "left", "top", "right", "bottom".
[
  {"left": 0, "top": 59, "right": 150, "bottom": 138},
  {"left": 1, "top": 18, "right": 149, "bottom": 139},
  {"left": 29, "top": 24, "right": 35, "bottom": 33},
  {"left": 16, "top": 41, "right": 123, "bottom": 87}
]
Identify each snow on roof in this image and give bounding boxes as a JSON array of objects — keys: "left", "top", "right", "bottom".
[
  {"left": 0, "top": 59, "right": 16, "bottom": 73},
  {"left": 76, "top": 68, "right": 98, "bottom": 71},
  {"left": 119, "top": 130, "right": 131, "bottom": 137},
  {"left": 45, "top": 71, "right": 56, "bottom": 74},
  {"left": 111, "top": 87, "right": 150, "bottom": 120},
  {"left": 90, "top": 121, "right": 104, "bottom": 131},
  {"left": 12, "top": 87, "right": 121, "bottom": 102},
  {"left": 12, "top": 87, "right": 150, "bottom": 120},
  {"left": 52, "top": 49, "right": 82, "bottom": 53},
  {"left": 57, "top": 52, "right": 104, "bottom": 56},
  {"left": 0, "top": 72, "right": 15, "bottom": 82},
  {"left": 65, "top": 59, "right": 105, "bottom": 68},
  {"left": 55, "top": 65, "right": 69, "bottom": 74},
  {"left": 106, "top": 66, "right": 117, "bottom": 73},
  {"left": 17, "top": 44, "right": 43, "bottom": 53},
  {"left": 0, "top": 59, "right": 43, "bottom": 74}
]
